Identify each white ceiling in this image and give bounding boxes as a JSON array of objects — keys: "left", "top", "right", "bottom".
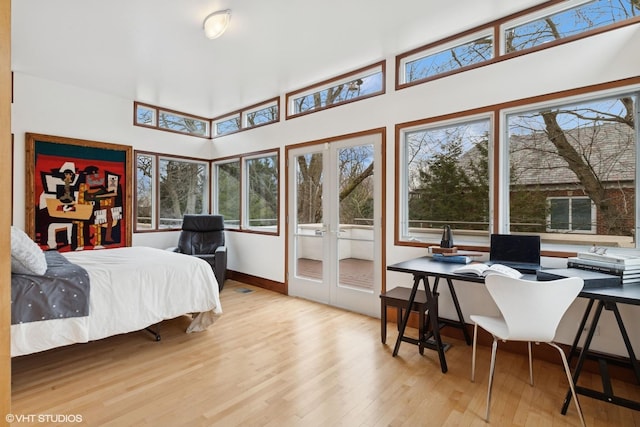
[{"left": 11, "top": 0, "right": 545, "bottom": 118}]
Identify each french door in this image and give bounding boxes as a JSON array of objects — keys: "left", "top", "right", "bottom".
[{"left": 287, "top": 132, "right": 382, "bottom": 317}]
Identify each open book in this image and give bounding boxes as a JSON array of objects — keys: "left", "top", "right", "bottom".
[{"left": 453, "top": 262, "right": 523, "bottom": 279}]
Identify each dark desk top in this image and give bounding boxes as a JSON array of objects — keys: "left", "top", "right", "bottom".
[
  {"left": 387, "top": 256, "right": 486, "bottom": 283},
  {"left": 580, "top": 284, "right": 640, "bottom": 306},
  {"left": 387, "top": 256, "right": 640, "bottom": 305}
]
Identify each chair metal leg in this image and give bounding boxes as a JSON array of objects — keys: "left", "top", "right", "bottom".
[
  {"left": 548, "top": 342, "right": 586, "bottom": 427},
  {"left": 528, "top": 341, "right": 534, "bottom": 386},
  {"left": 485, "top": 337, "right": 498, "bottom": 422},
  {"left": 471, "top": 323, "right": 478, "bottom": 382}
]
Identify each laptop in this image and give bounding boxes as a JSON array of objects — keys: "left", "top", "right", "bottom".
[{"left": 487, "top": 234, "right": 541, "bottom": 273}]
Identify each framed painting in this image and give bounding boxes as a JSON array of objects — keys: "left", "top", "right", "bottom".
[{"left": 25, "top": 133, "right": 132, "bottom": 251}]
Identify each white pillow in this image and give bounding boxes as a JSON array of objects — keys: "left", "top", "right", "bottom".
[{"left": 11, "top": 226, "right": 47, "bottom": 275}]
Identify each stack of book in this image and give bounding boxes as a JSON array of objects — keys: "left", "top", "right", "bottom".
[
  {"left": 431, "top": 253, "right": 472, "bottom": 264},
  {"left": 568, "top": 251, "right": 640, "bottom": 285}
]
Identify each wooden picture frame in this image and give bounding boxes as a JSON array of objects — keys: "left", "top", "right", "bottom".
[{"left": 25, "top": 133, "right": 132, "bottom": 251}]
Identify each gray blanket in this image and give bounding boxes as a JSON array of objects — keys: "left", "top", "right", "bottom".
[{"left": 11, "top": 251, "right": 90, "bottom": 324}]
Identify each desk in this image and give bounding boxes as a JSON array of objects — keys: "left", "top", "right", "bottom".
[
  {"left": 386, "top": 257, "right": 476, "bottom": 373},
  {"left": 388, "top": 257, "right": 640, "bottom": 410},
  {"left": 561, "top": 284, "right": 640, "bottom": 413}
]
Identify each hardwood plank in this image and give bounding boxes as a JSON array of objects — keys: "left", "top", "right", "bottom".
[{"left": 11, "top": 281, "right": 640, "bottom": 426}]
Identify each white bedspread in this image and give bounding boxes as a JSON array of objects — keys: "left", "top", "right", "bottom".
[{"left": 11, "top": 247, "right": 221, "bottom": 357}]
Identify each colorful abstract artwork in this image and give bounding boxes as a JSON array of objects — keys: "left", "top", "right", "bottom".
[{"left": 26, "top": 133, "right": 132, "bottom": 251}]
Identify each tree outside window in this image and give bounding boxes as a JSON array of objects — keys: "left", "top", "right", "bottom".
[
  {"left": 507, "top": 94, "right": 637, "bottom": 245},
  {"left": 136, "top": 153, "right": 154, "bottom": 230},
  {"left": 403, "top": 118, "right": 491, "bottom": 242},
  {"left": 215, "top": 160, "right": 240, "bottom": 228},
  {"left": 505, "top": 0, "right": 640, "bottom": 53},
  {"left": 246, "top": 154, "right": 278, "bottom": 229},
  {"left": 158, "top": 158, "right": 208, "bottom": 228}
]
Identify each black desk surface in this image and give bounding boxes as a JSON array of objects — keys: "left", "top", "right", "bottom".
[
  {"left": 387, "top": 256, "right": 640, "bottom": 305},
  {"left": 580, "top": 284, "right": 640, "bottom": 305},
  {"left": 387, "top": 256, "right": 485, "bottom": 283}
]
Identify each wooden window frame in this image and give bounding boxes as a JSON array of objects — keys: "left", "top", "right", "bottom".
[
  {"left": 212, "top": 148, "right": 281, "bottom": 236},
  {"left": 285, "top": 61, "right": 386, "bottom": 120}
]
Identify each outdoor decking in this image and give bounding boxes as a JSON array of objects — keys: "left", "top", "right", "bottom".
[{"left": 296, "top": 257, "right": 374, "bottom": 290}]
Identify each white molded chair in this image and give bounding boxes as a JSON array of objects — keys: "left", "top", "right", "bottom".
[{"left": 470, "top": 275, "right": 586, "bottom": 427}]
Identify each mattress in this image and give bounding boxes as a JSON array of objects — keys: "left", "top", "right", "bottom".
[{"left": 11, "top": 246, "right": 221, "bottom": 357}]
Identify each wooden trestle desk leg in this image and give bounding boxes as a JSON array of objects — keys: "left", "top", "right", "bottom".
[{"left": 392, "top": 274, "right": 448, "bottom": 373}]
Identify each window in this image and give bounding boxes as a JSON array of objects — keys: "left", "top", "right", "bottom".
[
  {"left": 396, "top": 1, "right": 639, "bottom": 92},
  {"left": 245, "top": 104, "right": 278, "bottom": 128},
  {"left": 245, "top": 153, "right": 278, "bottom": 231},
  {"left": 158, "top": 110, "right": 209, "bottom": 137},
  {"left": 213, "top": 150, "right": 280, "bottom": 234},
  {"left": 214, "top": 160, "right": 240, "bottom": 228},
  {"left": 547, "top": 197, "right": 595, "bottom": 232},
  {"left": 135, "top": 151, "right": 210, "bottom": 231},
  {"left": 503, "top": 0, "right": 640, "bottom": 54},
  {"left": 506, "top": 92, "right": 638, "bottom": 247},
  {"left": 398, "top": 116, "right": 491, "bottom": 244},
  {"left": 159, "top": 157, "right": 209, "bottom": 228},
  {"left": 212, "top": 98, "right": 280, "bottom": 138},
  {"left": 136, "top": 153, "right": 155, "bottom": 230},
  {"left": 399, "top": 30, "right": 494, "bottom": 85},
  {"left": 135, "top": 104, "right": 156, "bottom": 127},
  {"left": 214, "top": 115, "right": 241, "bottom": 137},
  {"left": 134, "top": 102, "right": 211, "bottom": 138},
  {"left": 287, "top": 61, "right": 385, "bottom": 118}
]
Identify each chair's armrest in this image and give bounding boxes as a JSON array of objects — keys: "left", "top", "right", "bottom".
[
  {"left": 215, "top": 245, "right": 226, "bottom": 255},
  {"left": 194, "top": 253, "right": 216, "bottom": 262}
]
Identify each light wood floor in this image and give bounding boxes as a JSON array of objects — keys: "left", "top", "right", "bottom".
[{"left": 10, "top": 280, "right": 640, "bottom": 426}]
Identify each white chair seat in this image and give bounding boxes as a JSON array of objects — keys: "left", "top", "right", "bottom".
[
  {"left": 469, "top": 315, "right": 509, "bottom": 341},
  {"left": 470, "top": 275, "right": 586, "bottom": 427}
]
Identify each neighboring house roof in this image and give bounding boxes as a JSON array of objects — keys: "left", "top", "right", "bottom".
[{"left": 509, "top": 122, "right": 635, "bottom": 187}]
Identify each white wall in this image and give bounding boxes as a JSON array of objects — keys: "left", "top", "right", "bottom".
[{"left": 12, "top": 24, "right": 640, "bottom": 356}]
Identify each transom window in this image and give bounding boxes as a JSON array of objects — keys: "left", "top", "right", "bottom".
[
  {"left": 134, "top": 102, "right": 210, "bottom": 138},
  {"left": 396, "top": 0, "right": 639, "bottom": 91},
  {"left": 214, "top": 115, "right": 241, "bottom": 137},
  {"left": 399, "top": 30, "right": 494, "bottom": 85},
  {"left": 503, "top": 0, "right": 640, "bottom": 54},
  {"left": 287, "top": 61, "right": 385, "bottom": 118},
  {"left": 212, "top": 98, "right": 279, "bottom": 138}
]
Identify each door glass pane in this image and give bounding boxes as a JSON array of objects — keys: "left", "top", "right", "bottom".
[
  {"left": 295, "top": 152, "right": 324, "bottom": 281},
  {"left": 337, "top": 145, "right": 374, "bottom": 291}
]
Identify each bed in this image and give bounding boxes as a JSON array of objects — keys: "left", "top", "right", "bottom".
[{"left": 11, "top": 243, "right": 222, "bottom": 357}]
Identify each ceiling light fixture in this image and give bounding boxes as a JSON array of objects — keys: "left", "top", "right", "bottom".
[{"left": 203, "top": 9, "right": 231, "bottom": 39}]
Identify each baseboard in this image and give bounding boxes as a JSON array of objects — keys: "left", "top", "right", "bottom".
[{"left": 226, "top": 270, "right": 286, "bottom": 294}]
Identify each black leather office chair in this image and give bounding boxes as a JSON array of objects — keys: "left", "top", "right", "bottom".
[{"left": 172, "top": 214, "right": 227, "bottom": 290}]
